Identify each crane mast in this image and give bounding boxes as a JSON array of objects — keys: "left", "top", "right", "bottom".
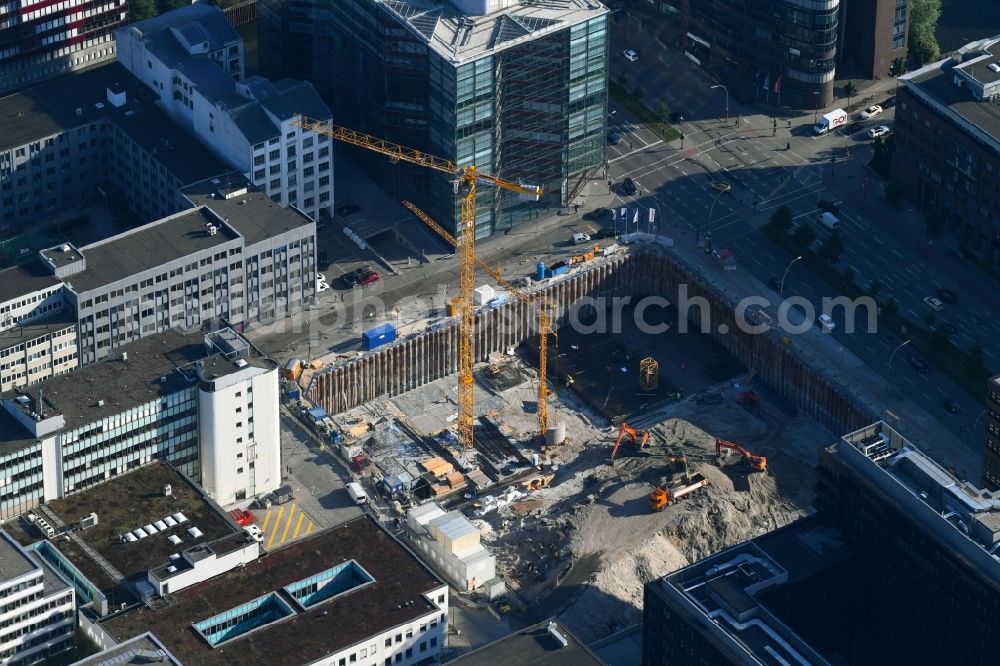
[{"left": 294, "top": 116, "right": 541, "bottom": 450}]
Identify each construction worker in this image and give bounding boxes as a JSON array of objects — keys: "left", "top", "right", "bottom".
[{"left": 786, "top": 141, "right": 790, "bottom": 151}]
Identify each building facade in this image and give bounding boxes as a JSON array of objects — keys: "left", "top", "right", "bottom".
[
  {"left": 116, "top": 4, "right": 335, "bottom": 222},
  {"left": 0, "top": 0, "right": 125, "bottom": 96},
  {"left": 892, "top": 36, "right": 1000, "bottom": 268},
  {"left": 0, "top": 529, "right": 75, "bottom": 665},
  {"left": 259, "top": 0, "right": 609, "bottom": 237},
  {"left": 406, "top": 502, "right": 496, "bottom": 593},
  {"left": 0, "top": 328, "right": 282, "bottom": 520},
  {"left": 839, "top": 0, "right": 909, "bottom": 79},
  {"left": 983, "top": 375, "right": 1000, "bottom": 490},
  {"left": 636, "top": 0, "right": 839, "bottom": 108},
  {"left": 0, "top": 264, "right": 78, "bottom": 393}
]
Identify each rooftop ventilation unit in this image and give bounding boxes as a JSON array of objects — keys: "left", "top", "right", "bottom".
[
  {"left": 990, "top": 63, "right": 1000, "bottom": 73},
  {"left": 235, "top": 359, "right": 248, "bottom": 368},
  {"left": 547, "top": 621, "right": 569, "bottom": 648},
  {"left": 60, "top": 244, "right": 70, "bottom": 252}
]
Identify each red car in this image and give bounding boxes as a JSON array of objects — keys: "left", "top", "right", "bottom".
[{"left": 357, "top": 270, "right": 380, "bottom": 285}]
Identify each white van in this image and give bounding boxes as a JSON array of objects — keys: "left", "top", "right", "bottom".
[
  {"left": 572, "top": 232, "right": 591, "bottom": 245},
  {"left": 818, "top": 314, "right": 836, "bottom": 333},
  {"left": 346, "top": 482, "right": 368, "bottom": 505},
  {"left": 815, "top": 211, "right": 841, "bottom": 231}
]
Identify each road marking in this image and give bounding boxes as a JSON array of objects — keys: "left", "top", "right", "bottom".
[
  {"left": 261, "top": 510, "right": 272, "bottom": 532},
  {"left": 904, "top": 376, "right": 915, "bottom": 386},
  {"left": 585, "top": 224, "right": 596, "bottom": 233},
  {"left": 292, "top": 511, "right": 306, "bottom": 540},
  {"left": 891, "top": 248, "right": 903, "bottom": 258},
  {"left": 937, "top": 387, "right": 948, "bottom": 396},
  {"left": 609, "top": 139, "right": 664, "bottom": 163},
  {"left": 923, "top": 393, "right": 932, "bottom": 401},
  {"left": 266, "top": 506, "right": 285, "bottom": 549},
  {"left": 279, "top": 503, "right": 297, "bottom": 546}
]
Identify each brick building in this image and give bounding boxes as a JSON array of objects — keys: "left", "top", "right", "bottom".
[{"left": 839, "top": 0, "right": 909, "bottom": 79}]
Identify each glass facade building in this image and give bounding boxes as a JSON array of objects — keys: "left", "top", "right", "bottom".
[{"left": 260, "top": 0, "right": 610, "bottom": 237}]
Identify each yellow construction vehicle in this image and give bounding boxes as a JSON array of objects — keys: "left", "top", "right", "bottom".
[
  {"left": 521, "top": 473, "right": 555, "bottom": 492},
  {"left": 294, "top": 118, "right": 541, "bottom": 451},
  {"left": 402, "top": 200, "right": 557, "bottom": 443}
]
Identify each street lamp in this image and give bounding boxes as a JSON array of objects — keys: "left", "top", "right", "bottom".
[
  {"left": 711, "top": 84, "right": 729, "bottom": 125},
  {"left": 887, "top": 338, "right": 912, "bottom": 369},
  {"left": 701, "top": 189, "right": 725, "bottom": 245},
  {"left": 778, "top": 256, "right": 802, "bottom": 297},
  {"left": 813, "top": 90, "right": 821, "bottom": 125}
]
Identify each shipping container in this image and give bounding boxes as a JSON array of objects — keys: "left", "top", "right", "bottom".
[
  {"left": 362, "top": 323, "right": 396, "bottom": 350},
  {"left": 283, "top": 358, "right": 303, "bottom": 380}
]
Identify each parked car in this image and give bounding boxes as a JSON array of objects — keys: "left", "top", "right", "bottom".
[
  {"left": 317, "top": 251, "right": 331, "bottom": 270},
  {"left": 316, "top": 279, "right": 330, "bottom": 293},
  {"left": 922, "top": 296, "right": 944, "bottom": 311},
  {"left": 336, "top": 204, "right": 361, "bottom": 216},
  {"left": 868, "top": 125, "right": 890, "bottom": 138},
  {"left": 622, "top": 49, "right": 639, "bottom": 62},
  {"left": 908, "top": 356, "right": 930, "bottom": 374},
  {"left": 621, "top": 177, "right": 638, "bottom": 196},
  {"left": 943, "top": 398, "right": 960, "bottom": 414},
  {"left": 860, "top": 104, "right": 883, "bottom": 119},
  {"left": 607, "top": 129, "right": 623, "bottom": 145},
  {"left": 244, "top": 525, "right": 263, "bottom": 542},
  {"left": 583, "top": 207, "right": 610, "bottom": 221},
  {"left": 711, "top": 181, "right": 732, "bottom": 193},
  {"left": 936, "top": 288, "right": 957, "bottom": 304},
  {"left": 883, "top": 96, "right": 896, "bottom": 109},
  {"left": 342, "top": 265, "right": 374, "bottom": 286},
  {"left": 817, "top": 313, "right": 836, "bottom": 333},
  {"left": 357, "top": 269, "right": 380, "bottom": 286}
]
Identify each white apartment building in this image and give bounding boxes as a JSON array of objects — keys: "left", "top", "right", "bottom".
[
  {"left": 0, "top": 529, "right": 75, "bottom": 666},
  {"left": 0, "top": 263, "right": 78, "bottom": 393},
  {"left": 116, "top": 3, "right": 335, "bottom": 221}
]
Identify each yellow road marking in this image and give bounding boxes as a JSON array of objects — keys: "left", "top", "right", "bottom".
[
  {"left": 292, "top": 511, "right": 306, "bottom": 540},
  {"left": 306, "top": 521, "right": 315, "bottom": 535},
  {"left": 279, "top": 504, "right": 297, "bottom": 545},
  {"left": 266, "top": 506, "right": 285, "bottom": 548},
  {"left": 261, "top": 510, "right": 272, "bottom": 532}
]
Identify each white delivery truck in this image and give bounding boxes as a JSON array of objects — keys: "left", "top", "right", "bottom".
[
  {"left": 346, "top": 482, "right": 367, "bottom": 505},
  {"left": 813, "top": 109, "right": 847, "bottom": 135}
]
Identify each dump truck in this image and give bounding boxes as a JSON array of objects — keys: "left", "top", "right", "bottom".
[{"left": 648, "top": 472, "right": 708, "bottom": 512}]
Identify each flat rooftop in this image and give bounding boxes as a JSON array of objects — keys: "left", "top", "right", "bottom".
[
  {"left": 181, "top": 175, "right": 316, "bottom": 244},
  {"left": 377, "top": 0, "right": 608, "bottom": 64},
  {"left": 0, "top": 309, "right": 75, "bottom": 352},
  {"left": 42, "top": 461, "right": 236, "bottom": 590},
  {"left": 102, "top": 516, "right": 444, "bottom": 665},
  {"left": 448, "top": 618, "right": 605, "bottom": 666},
  {"left": 0, "top": 528, "right": 39, "bottom": 580},
  {"left": 72, "top": 632, "right": 182, "bottom": 666},
  {"left": 63, "top": 208, "right": 239, "bottom": 293},
  {"left": 0, "top": 62, "right": 229, "bottom": 184},
  {"left": 0, "top": 261, "right": 61, "bottom": 305}
]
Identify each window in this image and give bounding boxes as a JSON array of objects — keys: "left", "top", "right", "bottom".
[{"left": 395, "top": 634, "right": 402, "bottom": 643}]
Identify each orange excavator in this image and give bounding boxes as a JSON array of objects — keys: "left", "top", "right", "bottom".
[
  {"left": 610, "top": 423, "right": 650, "bottom": 459},
  {"left": 648, "top": 472, "right": 709, "bottom": 512},
  {"left": 715, "top": 438, "right": 767, "bottom": 472}
]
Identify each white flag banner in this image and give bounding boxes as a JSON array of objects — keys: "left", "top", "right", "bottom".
[
  {"left": 620, "top": 207, "right": 627, "bottom": 220},
  {"left": 612, "top": 208, "right": 618, "bottom": 221},
  {"left": 648, "top": 208, "right": 656, "bottom": 224},
  {"left": 632, "top": 209, "right": 639, "bottom": 224}
]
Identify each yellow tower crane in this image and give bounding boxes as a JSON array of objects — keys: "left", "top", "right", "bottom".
[
  {"left": 294, "top": 117, "right": 542, "bottom": 450},
  {"left": 401, "top": 200, "right": 556, "bottom": 441}
]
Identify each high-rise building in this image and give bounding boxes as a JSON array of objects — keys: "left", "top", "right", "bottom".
[
  {"left": 116, "top": 4, "right": 336, "bottom": 222},
  {"left": 643, "top": 421, "right": 1000, "bottom": 666},
  {"left": 838, "top": 0, "right": 909, "bottom": 79},
  {"left": 637, "top": 0, "right": 840, "bottom": 108},
  {"left": 0, "top": 0, "right": 125, "bottom": 95},
  {"left": 892, "top": 36, "right": 1000, "bottom": 268},
  {"left": 985, "top": 374, "right": 1000, "bottom": 490},
  {"left": 259, "top": 0, "right": 609, "bottom": 237}
]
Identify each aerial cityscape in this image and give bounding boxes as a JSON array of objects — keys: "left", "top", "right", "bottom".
[{"left": 0, "top": 0, "right": 997, "bottom": 664}]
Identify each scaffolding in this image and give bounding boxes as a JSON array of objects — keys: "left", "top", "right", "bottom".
[{"left": 640, "top": 357, "right": 659, "bottom": 391}]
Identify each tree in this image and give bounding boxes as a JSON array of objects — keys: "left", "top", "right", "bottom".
[
  {"left": 843, "top": 81, "right": 858, "bottom": 108},
  {"left": 791, "top": 224, "right": 816, "bottom": 249},
  {"left": 924, "top": 311, "right": 936, "bottom": 327},
  {"left": 658, "top": 101, "right": 671, "bottom": 121},
  {"left": 909, "top": 0, "right": 942, "bottom": 65},
  {"left": 631, "top": 85, "right": 644, "bottom": 101},
  {"left": 617, "top": 72, "right": 628, "bottom": 88},
  {"left": 770, "top": 205, "right": 793, "bottom": 232},
  {"left": 128, "top": 0, "right": 156, "bottom": 21},
  {"left": 884, "top": 182, "right": 902, "bottom": 208},
  {"left": 881, "top": 297, "right": 899, "bottom": 321},
  {"left": 842, "top": 267, "right": 855, "bottom": 287},
  {"left": 819, "top": 233, "right": 844, "bottom": 262},
  {"left": 889, "top": 57, "right": 907, "bottom": 77}
]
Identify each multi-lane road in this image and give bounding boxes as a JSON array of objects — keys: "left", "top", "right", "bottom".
[{"left": 602, "top": 27, "right": 997, "bottom": 451}]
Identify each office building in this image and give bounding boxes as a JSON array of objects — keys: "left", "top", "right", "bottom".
[
  {"left": 839, "top": 0, "right": 909, "bottom": 79},
  {"left": 116, "top": 4, "right": 335, "bottom": 222},
  {"left": 449, "top": 618, "right": 604, "bottom": 666},
  {"left": 643, "top": 421, "right": 1000, "bottom": 666},
  {"left": 0, "top": 528, "right": 75, "bottom": 665},
  {"left": 406, "top": 502, "right": 497, "bottom": 593},
  {"left": 892, "top": 36, "right": 1000, "bottom": 268},
  {"left": 0, "top": 328, "right": 281, "bottom": 520},
  {"left": 987, "top": 375, "right": 1000, "bottom": 490},
  {"left": 0, "top": 0, "right": 125, "bottom": 96},
  {"left": 70, "top": 633, "right": 182, "bottom": 666},
  {"left": 636, "top": 0, "right": 839, "bottom": 108},
  {"left": 259, "top": 0, "right": 609, "bottom": 237},
  {"left": 0, "top": 62, "right": 231, "bottom": 230},
  {"left": 0, "top": 263, "right": 77, "bottom": 393}
]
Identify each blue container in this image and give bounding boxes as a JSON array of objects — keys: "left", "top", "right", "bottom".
[
  {"left": 549, "top": 261, "right": 569, "bottom": 277},
  {"left": 362, "top": 323, "right": 397, "bottom": 350},
  {"left": 536, "top": 262, "right": 547, "bottom": 281}
]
